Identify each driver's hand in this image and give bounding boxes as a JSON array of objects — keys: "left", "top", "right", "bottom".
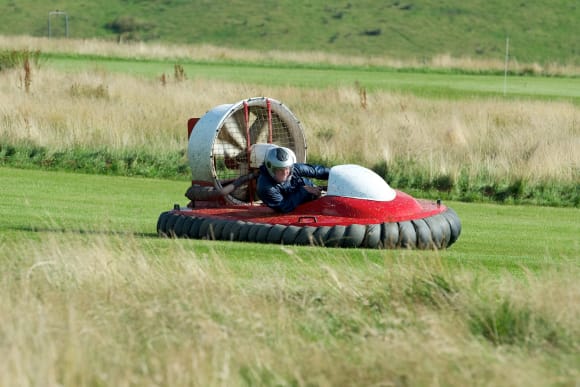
[{"left": 304, "top": 185, "right": 322, "bottom": 198}]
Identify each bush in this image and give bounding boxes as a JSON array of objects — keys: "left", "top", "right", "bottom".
[
  {"left": 69, "top": 83, "right": 110, "bottom": 99},
  {"left": 469, "top": 299, "right": 569, "bottom": 348},
  {"left": 105, "top": 16, "right": 157, "bottom": 41},
  {"left": 0, "top": 49, "right": 41, "bottom": 72}
]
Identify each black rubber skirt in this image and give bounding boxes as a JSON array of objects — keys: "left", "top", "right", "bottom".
[{"left": 156, "top": 208, "right": 461, "bottom": 249}]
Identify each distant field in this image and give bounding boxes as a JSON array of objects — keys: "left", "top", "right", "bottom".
[
  {"left": 2, "top": 46, "right": 578, "bottom": 207},
  {"left": 44, "top": 54, "right": 580, "bottom": 101},
  {"left": 0, "top": 0, "right": 578, "bottom": 65}
]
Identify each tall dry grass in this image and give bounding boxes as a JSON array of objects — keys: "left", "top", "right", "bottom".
[
  {"left": 1, "top": 233, "right": 578, "bottom": 386},
  {"left": 1, "top": 63, "right": 578, "bottom": 183},
  {"left": 299, "top": 90, "right": 580, "bottom": 182}
]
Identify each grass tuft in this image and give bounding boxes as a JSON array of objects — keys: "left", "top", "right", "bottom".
[
  {"left": 406, "top": 273, "right": 457, "bottom": 308},
  {"left": 468, "top": 299, "right": 570, "bottom": 349},
  {"left": 0, "top": 48, "right": 41, "bottom": 71},
  {"left": 69, "top": 83, "right": 110, "bottom": 99}
]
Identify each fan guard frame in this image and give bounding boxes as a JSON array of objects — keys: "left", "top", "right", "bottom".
[{"left": 187, "top": 97, "right": 307, "bottom": 205}]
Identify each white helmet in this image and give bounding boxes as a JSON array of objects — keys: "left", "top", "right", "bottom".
[{"left": 264, "top": 146, "right": 296, "bottom": 179}]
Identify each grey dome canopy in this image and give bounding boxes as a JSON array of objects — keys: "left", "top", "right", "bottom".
[{"left": 187, "top": 97, "right": 307, "bottom": 204}]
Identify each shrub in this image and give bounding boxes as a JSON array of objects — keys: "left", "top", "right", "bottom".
[
  {"left": 468, "top": 299, "right": 568, "bottom": 348},
  {"left": 69, "top": 83, "right": 110, "bottom": 99},
  {"left": 0, "top": 49, "right": 41, "bottom": 72},
  {"left": 405, "top": 273, "right": 457, "bottom": 308}
]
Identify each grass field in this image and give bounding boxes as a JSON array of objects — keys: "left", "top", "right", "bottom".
[
  {"left": 1, "top": 43, "right": 578, "bottom": 207},
  {"left": 1, "top": 167, "right": 579, "bottom": 385},
  {"left": 0, "top": 0, "right": 578, "bottom": 66},
  {"left": 1, "top": 29, "right": 579, "bottom": 384},
  {"left": 43, "top": 53, "right": 580, "bottom": 101},
  {"left": 1, "top": 167, "right": 578, "bottom": 264}
]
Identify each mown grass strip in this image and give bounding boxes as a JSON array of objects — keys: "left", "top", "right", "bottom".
[
  {"left": 42, "top": 54, "right": 580, "bottom": 102},
  {"left": 41, "top": 52, "right": 580, "bottom": 78},
  {"left": 1, "top": 167, "right": 578, "bottom": 272}
]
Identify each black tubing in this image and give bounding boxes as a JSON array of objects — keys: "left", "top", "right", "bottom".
[
  {"left": 325, "top": 225, "right": 346, "bottom": 247},
  {"left": 312, "top": 226, "right": 331, "bottom": 246},
  {"left": 342, "top": 224, "right": 366, "bottom": 248},
  {"left": 364, "top": 224, "right": 381, "bottom": 249},
  {"left": 256, "top": 224, "right": 273, "bottom": 243},
  {"left": 237, "top": 221, "right": 252, "bottom": 242},
  {"left": 424, "top": 214, "right": 449, "bottom": 248},
  {"left": 295, "top": 226, "right": 317, "bottom": 245},
  {"left": 443, "top": 208, "right": 461, "bottom": 245},
  {"left": 221, "top": 220, "right": 237, "bottom": 241},
  {"left": 381, "top": 222, "right": 399, "bottom": 249},
  {"left": 412, "top": 218, "right": 433, "bottom": 249},
  {"left": 187, "top": 217, "right": 203, "bottom": 239},
  {"left": 246, "top": 223, "right": 262, "bottom": 242},
  {"left": 398, "top": 221, "right": 417, "bottom": 248},
  {"left": 165, "top": 214, "right": 181, "bottom": 237},
  {"left": 185, "top": 185, "right": 222, "bottom": 201},
  {"left": 198, "top": 218, "right": 213, "bottom": 239},
  {"left": 173, "top": 215, "right": 188, "bottom": 237},
  {"left": 157, "top": 211, "right": 172, "bottom": 236},
  {"left": 179, "top": 217, "right": 194, "bottom": 238},
  {"left": 230, "top": 220, "right": 247, "bottom": 241},
  {"left": 210, "top": 219, "right": 229, "bottom": 240},
  {"left": 282, "top": 226, "right": 301, "bottom": 245},
  {"left": 267, "top": 224, "right": 287, "bottom": 244},
  {"left": 156, "top": 208, "right": 462, "bottom": 249}
]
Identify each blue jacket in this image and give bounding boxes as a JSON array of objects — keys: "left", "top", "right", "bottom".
[{"left": 257, "top": 163, "right": 330, "bottom": 213}]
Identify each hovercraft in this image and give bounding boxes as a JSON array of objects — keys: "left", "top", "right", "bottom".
[{"left": 156, "top": 97, "right": 461, "bottom": 249}]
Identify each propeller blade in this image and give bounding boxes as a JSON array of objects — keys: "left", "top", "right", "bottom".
[
  {"left": 214, "top": 138, "right": 244, "bottom": 159},
  {"left": 219, "top": 116, "right": 246, "bottom": 152}
]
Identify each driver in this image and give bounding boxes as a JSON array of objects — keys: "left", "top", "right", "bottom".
[{"left": 257, "top": 146, "right": 330, "bottom": 213}]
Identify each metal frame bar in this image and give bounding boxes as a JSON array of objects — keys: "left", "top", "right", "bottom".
[{"left": 48, "top": 11, "right": 69, "bottom": 38}]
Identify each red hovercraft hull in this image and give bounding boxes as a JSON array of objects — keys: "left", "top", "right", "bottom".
[{"left": 157, "top": 191, "right": 461, "bottom": 249}]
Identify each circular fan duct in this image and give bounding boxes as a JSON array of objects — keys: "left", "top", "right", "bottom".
[{"left": 188, "top": 97, "right": 307, "bottom": 204}]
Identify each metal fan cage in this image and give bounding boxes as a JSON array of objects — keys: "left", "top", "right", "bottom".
[{"left": 187, "top": 97, "right": 307, "bottom": 204}]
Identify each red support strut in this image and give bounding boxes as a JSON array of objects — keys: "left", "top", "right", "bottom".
[{"left": 267, "top": 99, "right": 273, "bottom": 143}]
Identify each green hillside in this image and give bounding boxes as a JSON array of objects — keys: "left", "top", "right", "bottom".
[{"left": 0, "top": 0, "right": 578, "bottom": 65}]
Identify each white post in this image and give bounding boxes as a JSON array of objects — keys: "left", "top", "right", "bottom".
[{"left": 503, "top": 37, "right": 509, "bottom": 96}]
